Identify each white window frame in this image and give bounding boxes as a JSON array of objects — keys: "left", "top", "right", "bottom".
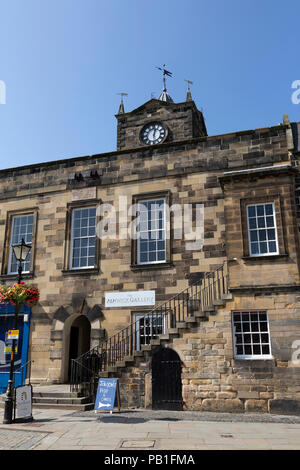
[
  {"left": 246, "top": 202, "right": 279, "bottom": 257},
  {"left": 232, "top": 310, "right": 272, "bottom": 360},
  {"left": 8, "top": 214, "right": 34, "bottom": 275},
  {"left": 135, "top": 313, "right": 167, "bottom": 350},
  {"left": 137, "top": 198, "right": 167, "bottom": 265},
  {"left": 69, "top": 206, "right": 97, "bottom": 270}
]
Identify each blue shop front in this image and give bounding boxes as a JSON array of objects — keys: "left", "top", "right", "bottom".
[{"left": 0, "top": 303, "right": 31, "bottom": 393}]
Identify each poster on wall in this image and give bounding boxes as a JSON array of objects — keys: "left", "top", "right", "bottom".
[
  {"left": 0, "top": 317, "right": 23, "bottom": 373},
  {"left": 0, "top": 304, "right": 31, "bottom": 393}
]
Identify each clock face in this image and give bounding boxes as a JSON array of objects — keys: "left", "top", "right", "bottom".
[{"left": 140, "top": 122, "right": 167, "bottom": 145}]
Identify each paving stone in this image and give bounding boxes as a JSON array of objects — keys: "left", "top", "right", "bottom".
[{"left": 121, "top": 439, "right": 155, "bottom": 448}]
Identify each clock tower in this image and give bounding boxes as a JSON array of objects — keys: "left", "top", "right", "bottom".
[{"left": 115, "top": 87, "right": 207, "bottom": 151}]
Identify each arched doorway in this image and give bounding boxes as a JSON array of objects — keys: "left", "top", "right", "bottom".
[
  {"left": 62, "top": 315, "right": 91, "bottom": 383},
  {"left": 152, "top": 347, "right": 183, "bottom": 410}
]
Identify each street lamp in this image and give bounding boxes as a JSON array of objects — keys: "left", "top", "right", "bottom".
[
  {"left": 3, "top": 238, "right": 31, "bottom": 424},
  {"left": 12, "top": 238, "right": 32, "bottom": 284}
]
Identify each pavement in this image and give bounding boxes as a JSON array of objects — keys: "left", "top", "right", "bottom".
[{"left": 1, "top": 404, "right": 300, "bottom": 451}]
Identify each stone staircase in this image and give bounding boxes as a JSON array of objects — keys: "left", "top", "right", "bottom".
[
  {"left": 70, "top": 264, "right": 231, "bottom": 405},
  {"left": 32, "top": 389, "right": 94, "bottom": 411},
  {"left": 98, "top": 293, "right": 232, "bottom": 378},
  {"left": 0, "top": 385, "right": 94, "bottom": 411}
]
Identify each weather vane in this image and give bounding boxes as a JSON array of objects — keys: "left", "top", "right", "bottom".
[
  {"left": 156, "top": 64, "right": 173, "bottom": 91},
  {"left": 117, "top": 92, "right": 128, "bottom": 103},
  {"left": 117, "top": 92, "right": 128, "bottom": 114},
  {"left": 184, "top": 80, "right": 193, "bottom": 101},
  {"left": 184, "top": 79, "right": 193, "bottom": 91}
]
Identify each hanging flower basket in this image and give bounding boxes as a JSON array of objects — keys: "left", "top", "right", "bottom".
[{"left": 0, "top": 282, "right": 40, "bottom": 307}]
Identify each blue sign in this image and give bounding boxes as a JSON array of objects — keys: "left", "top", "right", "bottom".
[
  {"left": 94, "top": 378, "right": 119, "bottom": 411},
  {"left": 0, "top": 304, "right": 31, "bottom": 393}
]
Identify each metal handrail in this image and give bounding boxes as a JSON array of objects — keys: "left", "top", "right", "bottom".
[
  {"left": 14, "top": 359, "right": 34, "bottom": 386},
  {"left": 70, "top": 262, "right": 228, "bottom": 395}
]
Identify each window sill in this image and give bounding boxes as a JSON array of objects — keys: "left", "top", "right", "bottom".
[
  {"left": 242, "top": 254, "right": 289, "bottom": 261},
  {"left": 130, "top": 262, "right": 174, "bottom": 271},
  {"left": 234, "top": 356, "right": 274, "bottom": 361},
  {"left": 62, "top": 268, "right": 99, "bottom": 276},
  {"left": 0, "top": 272, "right": 34, "bottom": 282}
]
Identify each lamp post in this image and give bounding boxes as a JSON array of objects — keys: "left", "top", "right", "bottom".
[{"left": 3, "top": 238, "right": 31, "bottom": 424}]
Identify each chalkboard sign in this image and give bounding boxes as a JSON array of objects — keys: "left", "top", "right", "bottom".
[{"left": 94, "top": 378, "right": 120, "bottom": 412}]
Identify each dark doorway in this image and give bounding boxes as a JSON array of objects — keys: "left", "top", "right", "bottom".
[
  {"left": 68, "top": 316, "right": 91, "bottom": 382},
  {"left": 152, "top": 347, "right": 183, "bottom": 410},
  {"left": 69, "top": 327, "right": 79, "bottom": 362}
]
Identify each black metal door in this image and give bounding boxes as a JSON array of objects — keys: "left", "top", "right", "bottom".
[{"left": 152, "top": 347, "right": 183, "bottom": 410}]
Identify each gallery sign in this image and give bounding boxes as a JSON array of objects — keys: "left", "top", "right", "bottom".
[{"left": 105, "top": 290, "right": 155, "bottom": 308}]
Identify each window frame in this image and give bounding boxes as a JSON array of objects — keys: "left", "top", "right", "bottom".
[
  {"left": 7, "top": 213, "right": 34, "bottom": 275},
  {"left": 136, "top": 197, "right": 167, "bottom": 265},
  {"left": 134, "top": 312, "right": 167, "bottom": 351},
  {"left": 1, "top": 208, "right": 38, "bottom": 279},
  {"left": 232, "top": 310, "right": 272, "bottom": 360},
  {"left": 240, "top": 195, "right": 286, "bottom": 259},
  {"left": 246, "top": 202, "right": 279, "bottom": 257},
  {"left": 63, "top": 199, "right": 101, "bottom": 274},
  {"left": 131, "top": 190, "right": 172, "bottom": 269},
  {"left": 69, "top": 206, "right": 97, "bottom": 270}
]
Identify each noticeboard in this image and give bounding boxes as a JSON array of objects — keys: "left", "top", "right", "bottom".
[{"left": 94, "top": 378, "right": 120, "bottom": 412}]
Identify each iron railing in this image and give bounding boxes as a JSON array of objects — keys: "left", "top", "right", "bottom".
[
  {"left": 14, "top": 359, "right": 34, "bottom": 386},
  {"left": 70, "top": 262, "right": 228, "bottom": 397}
]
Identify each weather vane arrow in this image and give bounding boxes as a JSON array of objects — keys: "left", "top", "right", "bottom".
[
  {"left": 116, "top": 92, "right": 128, "bottom": 114},
  {"left": 156, "top": 64, "right": 173, "bottom": 91}
]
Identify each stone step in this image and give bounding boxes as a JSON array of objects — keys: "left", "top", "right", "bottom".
[
  {"left": 98, "top": 371, "right": 109, "bottom": 378},
  {"left": 123, "top": 355, "right": 134, "bottom": 364},
  {"left": 194, "top": 310, "right": 208, "bottom": 318},
  {"left": 158, "top": 334, "right": 170, "bottom": 341},
  {"left": 133, "top": 351, "right": 144, "bottom": 357},
  {"left": 167, "top": 328, "right": 179, "bottom": 335},
  {"left": 187, "top": 299, "right": 201, "bottom": 311},
  {"left": 32, "top": 395, "right": 91, "bottom": 405},
  {"left": 203, "top": 306, "right": 215, "bottom": 312},
  {"left": 222, "top": 293, "right": 233, "bottom": 301},
  {"left": 98, "top": 371, "right": 121, "bottom": 378},
  {"left": 0, "top": 389, "right": 94, "bottom": 411},
  {"left": 98, "top": 371, "right": 109, "bottom": 379},
  {"left": 185, "top": 316, "right": 197, "bottom": 323},
  {"left": 32, "top": 402, "right": 94, "bottom": 411},
  {"left": 149, "top": 339, "right": 161, "bottom": 346},
  {"left": 213, "top": 299, "right": 225, "bottom": 307},
  {"left": 33, "top": 391, "right": 82, "bottom": 399},
  {"left": 176, "top": 322, "right": 188, "bottom": 329},
  {"left": 115, "top": 361, "right": 126, "bottom": 368}
]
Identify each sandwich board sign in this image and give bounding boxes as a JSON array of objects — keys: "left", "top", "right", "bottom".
[
  {"left": 14, "top": 385, "right": 33, "bottom": 422},
  {"left": 94, "top": 378, "right": 120, "bottom": 413}
]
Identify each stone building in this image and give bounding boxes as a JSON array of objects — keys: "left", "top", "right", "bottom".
[{"left": 0, "top": 83, "right": 300, "bottom": 413}]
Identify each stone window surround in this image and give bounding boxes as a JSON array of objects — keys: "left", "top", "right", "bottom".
[
  {"left": 246, "top": 202, "right": 278, "bottom": 256},
  {"left": 132, "top": 309, "right": 167, "bottom": 351},
  {"left": 232, "top": 310, "right": 272, "bottom": 360},
  {"left": 130, "top": 190, "right": 173, "bottom": 270},
  {"left": 0, "top": 207, "right": 38, "bottom": 280},
  {"left": 62, "top": 198, "right": 101, "bottom": 275},
  {"left": 240, "top": 194, "right": 287, "bottom": 259}
]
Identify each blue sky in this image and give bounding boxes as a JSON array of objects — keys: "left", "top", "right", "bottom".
[{"left": 0, "top": 0, "right": 299, "bottom": 169}]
